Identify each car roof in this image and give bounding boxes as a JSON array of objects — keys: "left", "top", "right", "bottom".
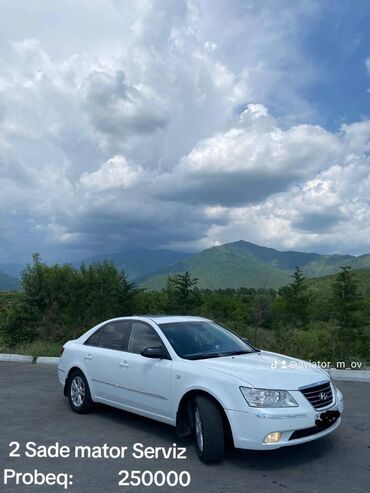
[
  {"left": 94, "top": 315, "right": 210, "bottom": 328},
  {"left": 138, "top": 315, "right": 208, "bottom": 324}
]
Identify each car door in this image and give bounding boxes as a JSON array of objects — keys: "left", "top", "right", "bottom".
[
  {"left": 83, "top": 320, "right": 131, "bottom": 403},
  {"left": 116, "top": 321, "right": 172, "bottom": 418}
]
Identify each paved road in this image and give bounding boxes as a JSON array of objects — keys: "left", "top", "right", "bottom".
[{"left": 0, "top": 363, "right": 369, "bottom": 493}]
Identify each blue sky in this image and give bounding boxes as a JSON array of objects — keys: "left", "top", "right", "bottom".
[
  {"left": 0, "top": 0, "right": 369, "bottom": 264},
  {"left": 303, "top": 1, "right": 370, "bottom": 129}
]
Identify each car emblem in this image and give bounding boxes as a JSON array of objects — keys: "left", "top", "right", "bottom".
[{"left": 319, "top": 391, "right": 328, "bottom": 400}]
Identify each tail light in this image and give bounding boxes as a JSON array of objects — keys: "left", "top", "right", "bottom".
[{"left": 60, "top": 346, "right": 65, "bottom": 356}]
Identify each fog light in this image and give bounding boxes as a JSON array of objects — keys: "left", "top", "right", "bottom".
[{"left": 264, "top": 432, "right": 282, "bottom": 443}]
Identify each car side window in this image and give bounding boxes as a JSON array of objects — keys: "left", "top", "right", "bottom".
[
  {"left": 85, "top": 328, "right": 101, "bottom": 347},
  {"left": 85, "top": 321, "right": 131, "bottom": 350},
  {"left": 127, "top": 322, "right": 163, "bottom": 355}
]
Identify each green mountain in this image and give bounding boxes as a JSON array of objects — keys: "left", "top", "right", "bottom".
[
  {"left": 307, "top": 268, "right": 370, "bottom": 298},
  {"left": 137, "top": 240, "right": 370, "bottom": 290},
  {"left": 138, "top": 241, "right": 291, "bottom": 289},
  {"left": 226, "top": 240, "right": 321, "bottom": 270},
  {"left": 74, "top": 248, "right": 190, "bottom": 280},
  {"left": 0, "top": 271, "right": 20, "bottom": 291},
  {"left": 303, "top": 253, "right": 370, "bottom": 277},
  {"left": 2, "top": 241, "right": 370, "bottom": 292}
]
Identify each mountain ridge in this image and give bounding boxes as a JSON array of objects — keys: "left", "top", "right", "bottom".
[
  {"left": 0, "top": 271, "right": 21, "bottom": 291},
  {"left": 137, "top": 240, "right": 370, "bottom": 290},
  {"left": 1, "top": 240, "right": 370, "bottom": 291},
  {"left": 71, "top": 248, "right": 191, "bottom": 280}
]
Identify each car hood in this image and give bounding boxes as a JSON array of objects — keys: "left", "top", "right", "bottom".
[{"left": 197, "top": 350, "right": 328, "bottom": 390}]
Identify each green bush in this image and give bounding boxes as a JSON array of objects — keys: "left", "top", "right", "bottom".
[
  {"left": 0, "top": 298, "right": 39, "bottom": 347},
  {"left": 0, "top": 254, "right": 139, "bottom": 345},
  {"left": 0, "top": 339, "right": 61, "bottom": 358}
]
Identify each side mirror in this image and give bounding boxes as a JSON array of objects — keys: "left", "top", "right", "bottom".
[{"left": 141, "top": 346, "right": 165, "bottom": 359}]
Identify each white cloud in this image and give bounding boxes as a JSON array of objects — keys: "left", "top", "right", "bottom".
[
  {"left": 0, "top": 0, "right": 369, "bottom": 262},
  {"left": 80, "top": 155, "right": 143, "bottom": 192},
  {"left": 155, "top": 104, "right": 340, "bottom": 205},
  {"left": 201, "top": 155, "right": 370, "bottom": 254}
]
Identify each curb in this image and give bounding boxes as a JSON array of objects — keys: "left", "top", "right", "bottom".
[
  {"left": 0, "top": 353, "right": 33, "bottom": 363},
  {"left": 36, "top": 356, "right": 60, "bottom": 365},
  {"left": 329, "top": 369, "right": 370, "bottom": 382}
]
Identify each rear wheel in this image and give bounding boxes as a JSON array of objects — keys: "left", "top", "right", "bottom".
[
  {"left": 67, "top": 370, "right": 93, "bottom": 414},
  {"left": 193, "top": 395, "right": 225, "bottom": 464}
]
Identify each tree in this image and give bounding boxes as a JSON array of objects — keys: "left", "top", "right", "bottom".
[
  {"left": 279, "top": 267, "right": 310, "bottom": 329},
  {"left": 1, "top": 254, "right": 140, "bottom": 345},
  {"left": 250, "top": 294, "right": 272, "bottom": 346},
  {"left": 78, "top": 261, "right": 139, "bottom": 329},
  {"left": 21, "top": 253, "right": 78, "bottom": 339},
  {"left": 331, "top": 266, "right": 362, "bottom": 359},
  {"left": 201, "top": 289, "right": 242, "bottom": 322},
  {"left": 166, "top": 271, "right": 201, "bottom": 313}
]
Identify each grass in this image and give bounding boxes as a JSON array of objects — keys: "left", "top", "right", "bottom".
[{"left": 0, "top": 340, "right": 61, "bottom": 358}]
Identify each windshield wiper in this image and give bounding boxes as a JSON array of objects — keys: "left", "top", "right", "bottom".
[
  {"left": 221, "top": 350, "right": 254, "bottom": 356},
  {"left": 185, "top": 349, "right": 255, "bottom": 360},
  {"left": 185, "top": 353, "right": 225, "bottom": 360}
]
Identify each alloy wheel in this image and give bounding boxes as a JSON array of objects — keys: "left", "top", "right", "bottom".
[{"left": 71, "top": 376, "right": 85, "bottom": 407}]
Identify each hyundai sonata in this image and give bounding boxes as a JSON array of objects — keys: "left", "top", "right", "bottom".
[{"left": 58, "top": 316, "right": 343, "bottom": 463}]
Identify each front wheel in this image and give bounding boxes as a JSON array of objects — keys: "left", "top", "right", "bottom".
[
  {"left": 67, "top": 370, "right": 93, "bottom": 414},
  {"left": 193, "top": 395, "right": 225, "bottom": 464}
]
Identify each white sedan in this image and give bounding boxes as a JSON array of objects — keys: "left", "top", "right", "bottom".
[{"left": 58, "top": 315, "right": 343, "bottom": 463}]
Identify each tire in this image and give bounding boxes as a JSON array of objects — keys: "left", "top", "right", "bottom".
[
  {"left": 67, "top": 370, "right": 93, "bottom": 414},
  {"left": 193, "top": 395, "right": 225, "bottom": 464}
]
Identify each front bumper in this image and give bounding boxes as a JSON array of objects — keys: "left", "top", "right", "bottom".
[{"left": 226, "top": 385, "right": 344, "bottom": 450}]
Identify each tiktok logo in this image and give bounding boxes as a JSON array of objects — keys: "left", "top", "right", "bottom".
[{"left": 271, "top": 360, "right": 288, "bottom": 369}]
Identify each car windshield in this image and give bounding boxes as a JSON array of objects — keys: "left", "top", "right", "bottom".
[{"left": 158, "top": 320, "right": 255, "bottom": 360}]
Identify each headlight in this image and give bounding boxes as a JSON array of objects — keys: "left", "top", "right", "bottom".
[{"left": 240, "top": 387, "right": 298, "bottom": 408}]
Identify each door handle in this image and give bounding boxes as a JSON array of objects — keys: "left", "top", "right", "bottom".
[
  {"left": 84, "top": 354, "right": 92, "bottom": 361},
  {"left": 119, "top": 361, "right": 129, "bottom": 368}
]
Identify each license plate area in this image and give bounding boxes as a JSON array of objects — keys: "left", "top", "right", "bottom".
[{"left": 315, "top": 409, "right": 340, "bottom": 428}]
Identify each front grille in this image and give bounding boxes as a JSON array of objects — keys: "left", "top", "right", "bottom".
[{"left": 300, "top": 381, "right": 333, "bottom": 410}]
